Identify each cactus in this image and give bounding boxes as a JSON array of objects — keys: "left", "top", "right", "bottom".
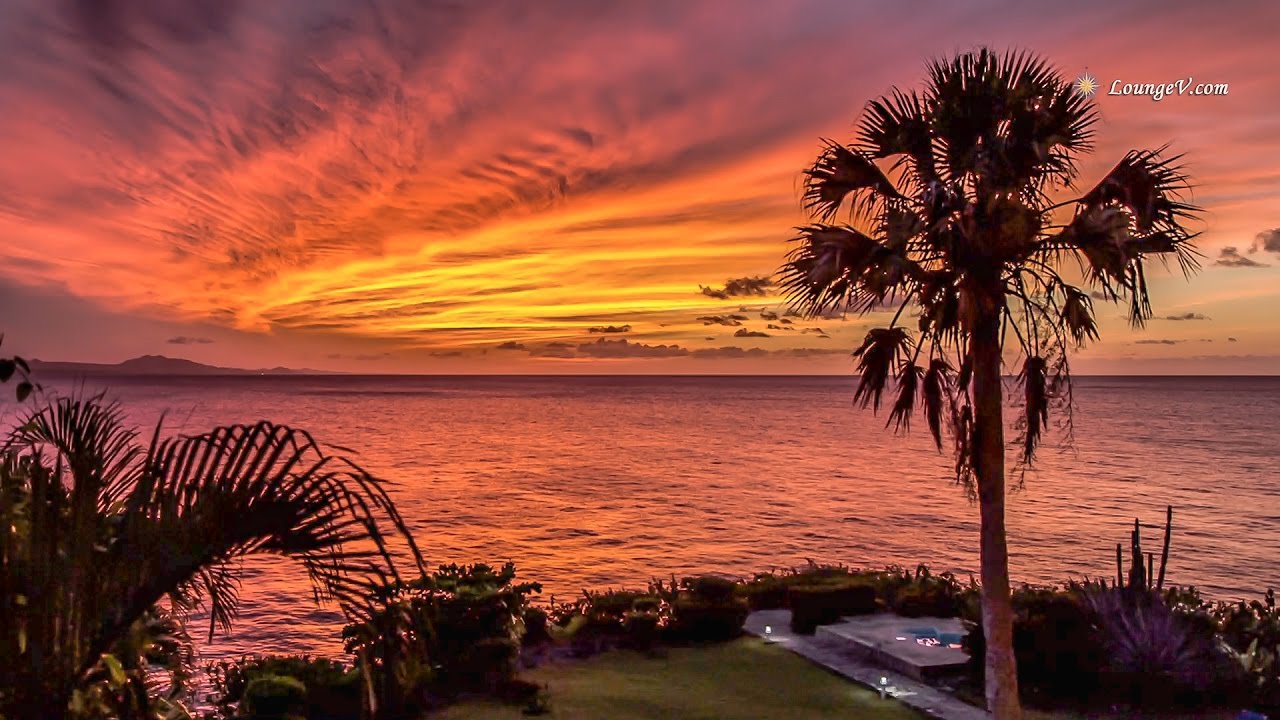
[{"left": 1114, "top": 505, "right": 1174, "bottom": 594}]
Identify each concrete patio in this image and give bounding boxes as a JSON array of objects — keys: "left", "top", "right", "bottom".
[{"left": 745, "top": 609, "right": 991, "bottom": 720}]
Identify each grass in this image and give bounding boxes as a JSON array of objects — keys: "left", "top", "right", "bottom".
[{"left": 434, "top": 638, "right": 926, "bottom": 719}]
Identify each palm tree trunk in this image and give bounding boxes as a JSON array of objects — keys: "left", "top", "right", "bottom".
[{"left": 970, "top": 315, "right": 1022, "bottom": 720}]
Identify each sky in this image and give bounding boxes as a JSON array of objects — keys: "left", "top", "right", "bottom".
[{"left": 1, "top": 0, "right": 1278, "bottom": 374}]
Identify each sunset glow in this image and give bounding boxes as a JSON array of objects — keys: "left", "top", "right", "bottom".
[{"left": 2, "top": 0, "right": 1278, "bottom": 373}]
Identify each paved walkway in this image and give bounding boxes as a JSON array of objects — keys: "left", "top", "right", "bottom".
[{"left": 745, "top": 610, "right": 991, "bottom": 720}]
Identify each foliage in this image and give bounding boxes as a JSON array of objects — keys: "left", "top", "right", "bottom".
[
  {"left": 739, "top": 562, "right": 974, "bottom": 621},
  {"left": 1084, "top": 585, "right": 1238, "bottom": 707},
  {"left": 787, "top": 581, "right": 878, "bottom": 634},
  {"left": 1213, "top": 589, "right": 1280, "bottom": 713},
  {"left": 964, "top": 585, "right": 1105, "bottom": 706},
  {"left": 778, "top": 49, "right": 1201, "bottom": 717},
  {"left": 0, "top": 397, "right": 423, "bottom": 720},
  {"left": 240, "top": 675, "right": 306, "bottom": 720},
  {"left": 776, "top": 49, "right": 1200, "bottom": 474},
  {"left": 204, "top": 656, "right": 360, "bottom": 720},
  {"left": 342, "top": 562, "right": 540, "bottom": 712},
  {"left": 0, "top": 336, "right": 35, "bottom": 403}
]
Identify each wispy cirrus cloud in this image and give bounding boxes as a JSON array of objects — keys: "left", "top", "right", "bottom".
[{"left": 0, "top": 0, "right": 1278, "bottom": 372}]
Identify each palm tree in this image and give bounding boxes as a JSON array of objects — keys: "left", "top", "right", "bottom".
[
  {"left": 778, "top": 49, "right": 1199, "bottom": 718},
  {"left": 0, "top": 397, "right": 426, "bottom": 720}
]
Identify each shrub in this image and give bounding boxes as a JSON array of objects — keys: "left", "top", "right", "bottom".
[
  {"left": 739, "top": 574, "right": 789, "bottom": 610},
  {"left": 1085, "top": 586, "right": 1239, "bottom": 708},
  {"left": 682, "top": 575, "right": 737, "bottom": 603},
  {"left": 342, "top": 562, "right": 541, "bottom": 705},
  {"left": 788, "top": 582, "right": 877, "bottom": 634},
  {"left": 622, "top": 610, "right": 662, "bottom": 650},
  {"left": 884, "top": 566, "right": 970, "bottom": 618},
  {"left": 241, "top": 675, "right": 306, "bottom": 720},
  {"left": 522, "top": 606, "right": 550, "bottom": 646},
  {"left": 669, "top": 597, "right": 749, "bottom": 642},
  {"left": 964, "top": 586, "right": 1104, "bottom": 705},
  {"left": 1214, "top": 589, "right": 1280, "bottom": 713},
  {"left": 205, "top": 656, "right": 360, "bottom": 720}
]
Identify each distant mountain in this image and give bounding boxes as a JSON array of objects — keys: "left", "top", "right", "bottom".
[{"left": 29, "top": 355, "right": 332, "bottom": 376}]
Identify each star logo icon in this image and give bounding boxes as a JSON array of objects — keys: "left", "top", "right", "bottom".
[{"left": 1075, "top": 71, "right": 1099, "bottom": 98}]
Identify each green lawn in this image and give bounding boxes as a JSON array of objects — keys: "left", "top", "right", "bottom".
[{"left": 434, "top": 638, "right": 925, "bottom": 719}]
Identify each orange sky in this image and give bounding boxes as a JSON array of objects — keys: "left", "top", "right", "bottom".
[{"left": 1, "top": 0, "right": 1278, "bottom": 374}]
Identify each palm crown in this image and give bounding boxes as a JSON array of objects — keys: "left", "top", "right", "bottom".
[{"left": 779, "top": 49, "right": 1200, "bottom": 474}]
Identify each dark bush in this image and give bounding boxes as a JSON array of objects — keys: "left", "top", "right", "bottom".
[
  {"left": 788, "top": 582, "right": 877, "bottom": 634},
  {"left": 964, "top": 586, "right": 1105, "bottom": 705},
  {"left": 682, "top": 575, "right": 737, "bottom": 603},
  {"left": 205, "top": 656, "right": 360, "bottom": 720},
  {"left": 669, "top": 597, "right": 749, "bottom": 642},
  {"left": 739, "top": 575, "right": 789, "bottom": 610},
  {"left": 1213, "top": 589, "right": 1280, "bottom": 713},
  {"left": 342, "top": 562, "right": 541, "bottom": 704},
  {"left": 522, "top": 606, "right": 550, "bottom": 646},
  {"left": 622, "top": 610, "right": 661, "bottom": 650},
  {"left": 1086, "top": 586, "right": 1241, "bottom": 709},
  {"left": 241, "top": 675, "right": 306, "bottom": 720},
  {"left": 885, "top": 566, "right": 969, "bottom": 618}
]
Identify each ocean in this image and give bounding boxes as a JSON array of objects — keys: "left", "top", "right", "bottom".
[{"left": 23, "top": 374, "right": 1280, "bottom": 660}]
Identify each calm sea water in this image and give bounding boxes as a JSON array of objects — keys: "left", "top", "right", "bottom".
[{"left": 22, "top": 374, "right": 1280, "bottom": 660}]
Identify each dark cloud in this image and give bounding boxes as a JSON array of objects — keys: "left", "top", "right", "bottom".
[
  {"left": 765, "top": 323, "right": 794, "bottom": 331},
  {"left": 1228, "top": 337, "right": 1239, "bottom": 342},
  {"left": 698, "top": 315, "right": 743, "bottom": 326},
  {"left": 529, "top": 344, "right": 576, "bottom": 358},
  {"left": 166, "top": 335, "right": 214, "bottom": 345},
  {"left": 1089, "top": 290, "right": 1108, "bottom": 301},
  {"left": 779, "top": 318, "right": 794, "bottom": 325},
  {"left": 1216, "top": 247, "right": 1269, "bottom": 268},
  {"left": 699, "top": 276, "right": 772, "bottom": 299},
  {"left": 1163, "top": 312, "right": 1210, "bottom": 321},
  {"left": 575, "top": 338, "right": 688, "bottom": 358},
  {"left": 759, "top": 309, "right": 778, "bottom": 320},
  {"left": 734, "top": 328, "right": 770, "bottom": 338},
  {"left": 783, "top": 348, "right": 848, "bottom": 357},
  {"left": 496, "top": 341, "right": 527, "bottom": 350},
  {"left": 1252, "top": 228, "right": 1280, "bottom": 254},
  {"left": 801, "top": 327, "right": 827, "bottom": 335},
  {"left": 1135, "top": 339, "right": 1184, "bottom": 345},
  {"left": 690, "top": 346, "right": 768, "bottom": 359},
  {"left": 587, "top": 324, "right": 631, "bottom": 334}
]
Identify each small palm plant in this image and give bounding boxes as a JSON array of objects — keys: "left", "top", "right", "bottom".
[
  {"left": 0, "top": 397, "right": 425, "bottom": 720},
  {"left": 778, "top": 48, "right": 1200, "bottom": 718}
]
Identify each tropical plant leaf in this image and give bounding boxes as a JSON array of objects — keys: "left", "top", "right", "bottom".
[
  {"left": 922, "top": 359, "right": 952, "bottom": 449},
  {"left": 888, "top": 363, "right": 924, "bottom": 431},
  {"left": 1019, "top": 356, "right": 1049, "bottom": 463},
  {"left": 802, "top": 140, "right": 903, "bottom": 222},
  {"left": 851, "top": 328, "right": 913, "bottom": 412}
]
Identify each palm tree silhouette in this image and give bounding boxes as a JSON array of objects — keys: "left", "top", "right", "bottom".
[
  {"left": 0, "top": 397, "right": 425, "bottom": 720},
  {"left": 778, "top": 48, "right": 1199, "bottom": 718}
]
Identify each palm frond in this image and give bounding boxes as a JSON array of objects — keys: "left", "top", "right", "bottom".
[
  {"left": 1018, "top": 356, "right": 1050, "bottom": 463},
  {"left": 852, "top": 328, "right": 913, "bottom": 411},
  {"left": 1057, "top": 284, "right": 1099, "bottom": 345},
  {"left": 1081, "top": 147, "right": 1197, "bottom": 232},
  {"left": 888, "top": 363, "right": 924, "bottom": 432},
  {"left": 802, "top": 140, "right": 903, "bottom": 222},
  {"left": 922, "top": 358, "right": 952, "bottom": 450},
  {"left": 779, "top": 225, "right": 924, "bottom": 318},
  {"left": 0, "top": 398, "right": 426, "bottom": 719}
]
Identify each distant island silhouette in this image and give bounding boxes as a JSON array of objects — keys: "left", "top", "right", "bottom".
[{"left": 28, "top": 355, "right": 335, "bottom": 376}]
